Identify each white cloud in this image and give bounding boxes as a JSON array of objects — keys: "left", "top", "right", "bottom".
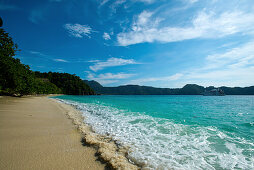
[
  {"left": 87, "top": 72, "right": 135, "bottom": 85},
  {"left": 117, "top": 10, "right": 254, "bottom": 46},
  {"left": 187, "top": 0, "right": 198, "bottom": 4},
  {"left": 128, "top": 40, "right": 254, "bottom": 87},
  {"left": 132, "top": 10, "right": 154, "bottom": 30},
  {"left": 129, "top": 73, "right": 183, "bottom": 85},
  {"left": 97, "top": 72, "right": 135, "bottom": 79},
  {"left": 100, "top": 0, "right": 155, "bottom": 8},
  {"left": 114, "top": 0, "right": 126, "bottom": 6},
  {"left": 109, "top": 0, "right": 126, "bottom": 12},
  {"left": 181, "top": 41, "right": 254, "bottom": 87},
  {"left": 101, "top": 0, "right": 155, "bottom": 14},
  {"left": 134, "top": 0, "right": 155, "bottom": 4},
  {"left": 99, "top": 0, "right": 110, "bottom": 6},
  {"left": 103, "top": 32, "right": 111, "bottom": 40},
  {"left": 64, "top": 24, "right": 93, "bottom": 38},
  {"left": 53, "top": 59, "right": 68, "bottom": 62},
  {"left": 30, "top": 51, "right": 46, "bottom": 56},
  {"left": 89, "top": 57, "right": 138, "bottom": 72},
  {"left": 88, "top": 59, "right": 101, "bottom": 63},
  {"left": 204, "top": 41, "right": 254, "bottom": 70},
  {"left": 184, "top": 67, "right": 254, "bottom": 87},
  {"left": 30, "top": 51, "right": 68, "bottom": 63}
]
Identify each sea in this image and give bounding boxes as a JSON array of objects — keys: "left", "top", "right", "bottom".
[{"left": 52, "top": 95, "right": 254, "bottom": 170}]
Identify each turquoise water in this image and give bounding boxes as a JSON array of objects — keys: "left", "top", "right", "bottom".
[{"left": 53, "top": 95, "right": 254, "bottom": 169}]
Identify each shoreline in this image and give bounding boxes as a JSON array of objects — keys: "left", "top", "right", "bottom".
[
  {"left": 51, "top": 97, "right": 140, "bottom": 170},
  {"left": 0, "top": 96, "right": 105, "bottom": 170}
]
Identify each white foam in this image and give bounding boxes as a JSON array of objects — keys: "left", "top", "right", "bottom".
[{"left": 57, "top": 99, "right": 254, "bottom": 170}]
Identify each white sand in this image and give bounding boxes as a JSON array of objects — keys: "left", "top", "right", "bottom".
[{"left": 0, "top": 96, "right": 105, "bottom": 170}]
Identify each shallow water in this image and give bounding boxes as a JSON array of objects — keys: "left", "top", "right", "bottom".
[{"left": 53, "top": 95, "right": 254, "bottom": 169}]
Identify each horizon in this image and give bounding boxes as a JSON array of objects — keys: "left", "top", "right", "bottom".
[
  {"left": 85, "top": 80, "right": 254, "bottom": 89},
  {"left": 1, "top": 0, "right": 254, "bottom": 88}
]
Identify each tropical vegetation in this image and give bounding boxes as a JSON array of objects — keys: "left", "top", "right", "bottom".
[{"left": 0, "top": 28, "right": 94, "bottom": 96}]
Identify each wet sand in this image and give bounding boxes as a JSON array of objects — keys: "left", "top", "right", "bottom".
[{"left": 0, "top": 96, "right": 105, "bottom": 170}]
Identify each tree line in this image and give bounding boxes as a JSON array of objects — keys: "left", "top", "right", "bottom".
[
  {"left": 35, "top": 72, "right": 94, "bottom": 95},
  {"left": 0, "top": 28, "right": 94, "bottom": 96}
]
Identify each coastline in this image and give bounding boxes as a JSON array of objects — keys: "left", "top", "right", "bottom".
[
  {"left": 0, "top": 96, "right": 105, "bottom": 170},
  {"left": 51, "top": 97, "right": 140, "bottom": 170}
]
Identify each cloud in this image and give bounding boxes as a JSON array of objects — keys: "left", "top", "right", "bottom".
[
  {"left": 204, "top": 41, "right": 254, "bottom": 70},
  {"left": 88, "top": 59, "right": 101, "bottom": 63},
  {"left": 97, "top": 73, "right": 134, "bottom": 80},
  {"left": 99, "top": 0, "right": 110, "bottom": 7},
  {"left": 129, "top": 73, "right": 183, "bottom": 85},
  {"left": 101, "top": 0, "right": 155, "bottom": 14},
  {"left": 187, "top": 0, "right": 199, "bottom": 4},
  {"left": 97, "top": 72, "right": 135, "bottom": 79},
  {"left": 64, "top": 24, "right": 93, "bottom": 38},
  {"left": 0, "top": 3, "right": 18, "bottom": 10},
  {"left": 87, "top": 72, "right": 135, "bottom": 85},
  {"left": 53, "top": 59, "right": 68, "bottom": 62},
  {"left": 89, "top": 57, "right": 138, "bottom": 72},
  {"left": 30, "top": 51, "right": 68, "bottom": 63},
  {"left": 184, "top": 67, "right": 254, "bottom": 87},
  {"left": 128, "top": 40, "right": 254, "bottom": 87},
  {"left": 30, "top": 51, "right": 46, "bottom": 56},
  {"left": 179, "top": 41, "right": 254, "bottom": 87},
  {"left": 117, "top": 10, "right": 254, "bottom": 46},
  {"left": 103, "top": 32, "right": 111, "bottom": 40},
  {"left": 132, "top": 10, "right": 154, "bottom": 30},
  {"left": 99, "top": 0, "right": 155, "bottom": 8},
  {"left": 108, "top": 0, "right": 127, "bottom": 13},
  {"left": 134, "top": 0, "right": 155, "bottom": 4}
]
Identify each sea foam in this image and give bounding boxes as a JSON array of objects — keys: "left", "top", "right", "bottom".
[{"left": 57, "top": 98, "right": 254, "bottom": 170}]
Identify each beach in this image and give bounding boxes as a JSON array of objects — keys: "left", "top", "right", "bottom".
[
  {"left": 0, "top": 96, "right": 105, "bottom": 170},
  {"left": 1, "top": 95, "right": 253, "bottom": 170}
]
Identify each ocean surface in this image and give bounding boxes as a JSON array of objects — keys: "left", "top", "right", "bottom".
[{"left": 52, "top": 95, "right": 254, "bottom": 169}]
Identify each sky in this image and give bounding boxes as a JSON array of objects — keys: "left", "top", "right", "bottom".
[{"left": 1, "top": 0, "right": 254, "bottom": 88}]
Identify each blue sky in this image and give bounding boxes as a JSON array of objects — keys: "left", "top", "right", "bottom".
[{"left": 1, "top": 0, "right": 254, "bottom": 88}]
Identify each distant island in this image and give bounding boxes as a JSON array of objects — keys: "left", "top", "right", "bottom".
[{"left": 84, "top": 80, "right": 254, "bottom": 95}]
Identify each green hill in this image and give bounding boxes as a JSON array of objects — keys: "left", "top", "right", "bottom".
[{"left": 84, "top": 80, "right": 254, "bottom": 95}]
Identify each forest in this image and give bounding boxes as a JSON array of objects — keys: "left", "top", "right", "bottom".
[{"left": 0, "top": 28, "right": 94, "bottom": 96}]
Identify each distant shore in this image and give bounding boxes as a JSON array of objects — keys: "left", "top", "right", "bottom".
[{"left": 0, "top": 96, "right": 105, "bottom": 170}]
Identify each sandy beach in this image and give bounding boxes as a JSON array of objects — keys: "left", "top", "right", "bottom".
[{"left": 0, "top": 96, "right": 105, "bottom": 170}]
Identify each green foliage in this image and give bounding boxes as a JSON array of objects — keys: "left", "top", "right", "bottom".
[
  {"left": 179, "top": 84, "right": 205, "bottom": 95},
  {"left": 220, "top": 86, "right": 254, "bottom": 95},
  {"left": 35, "top": 72, "right": 95, "bottom": 95},
  {"left": 0, "top": 28, "right": 35, "bottom": 95},
  {"left": 1, "top": 28, "right": 89, "bottom": 96},
  {"left": 0, "top": 29, "right": 17, "bottom": 57}
]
